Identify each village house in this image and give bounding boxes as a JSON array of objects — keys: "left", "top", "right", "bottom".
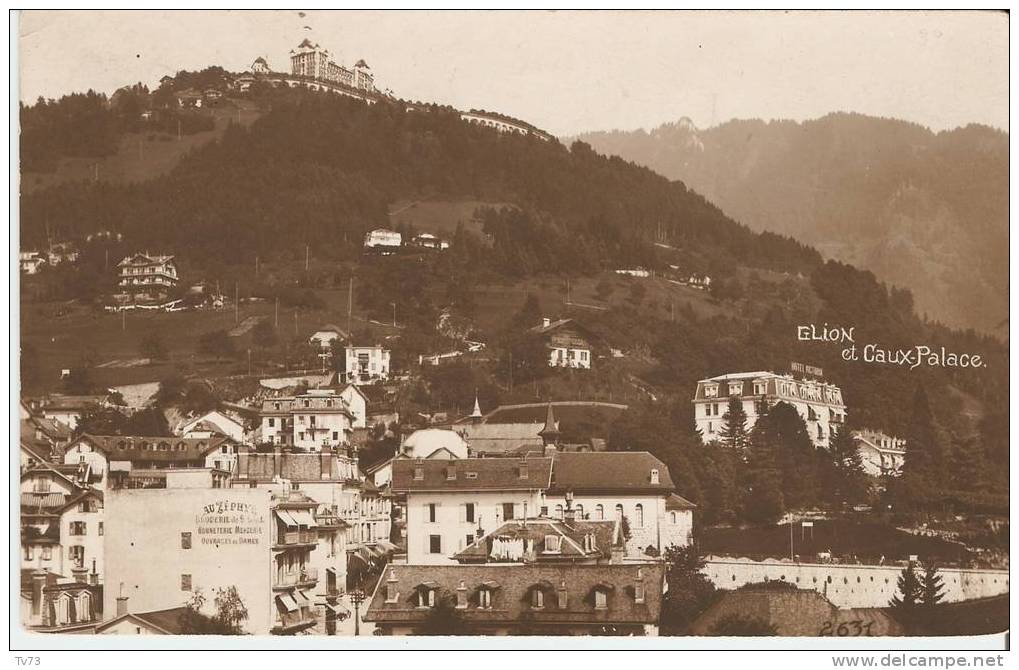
[
  {"left": 251, "top": 56, "right": 271, "bottom": 74},
  {"left": 343, "top": 345, "right": 391, "bottom": 385},
  {"left": 453, "top": 515, "right": 624, "bottom": 565},
  {"left": 21, "top": 467, "right": 104, "bottom": 588},
  {"left": 116, "top": 253, "right": 180, "bottom": 302},
  {"left": 20, "top": 569, "right": 102, "bottom": 633},
  {"left": 529, "top": 317, "right": 594, "bottom": 369},
  {"left": 309, "top": 324, "right": 349, "bottom": 350},
  {"left": 94, "top": 605, "right": 189, "bottom": 635},
  {"left": 175, "top": 408, "right": 250, "bottom": 443},
  {"left": 692, "top": 369, "right": 847, "bottom": 449},
  {"left": 363, "top": 228, "right": 402, "bottom": 253},
  {"left": 19, "top": 251, "right": 47, "bottom": 274},
  {"left": 259, "top": 389, "right": 355, "bottom": 449},
  {"left": 363, "top": 563, "right": 663, "bottom": 636},
  {"left": 62, "top": 434, "right": 239, "bottom": 490},
  {"left": 853, "top": 429, "right": 907, "bottom": 477},
  {"left": 35, "top": 393, "right": 108, "bottom": 432}
]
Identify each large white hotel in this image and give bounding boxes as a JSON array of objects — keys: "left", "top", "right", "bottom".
[{"left": 692, "top": 370, "right": 846, "bottom": 448}]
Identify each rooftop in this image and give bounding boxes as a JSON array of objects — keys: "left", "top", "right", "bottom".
[
  {"left": 392, "top": 457, "right": 553, "bottom": 492},
  {"left": 363, "top": 563, "right": 663, "bottom": 626},
  {"left": 455, "top": 518, "right": 621, "bottom": 563},
  {"left": 549, "top": 451, "right": 675, "bottom": 494}
]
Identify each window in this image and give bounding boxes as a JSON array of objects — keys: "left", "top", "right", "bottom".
[
  {"left": 554, "top": 504, "right": 564, "bottom": 519},
  {"left": 704, "top": 384, "right": 718, "bottom": 398},
  {"left": 446, "top": 468, "right": 457, "bottom": 481},
  {"left": 532, "top": 589, "right": 544, "bottom": 608},
  {"left": 413, "top": 467, "right": 424, "bottom": 481},
  {"left": 332, "top": 431, "right": 339, "bottom": 441},
  {"left": 221, "top": 445, "right": 228, "bottom": 454},
  {"left": 466, "top": 534, "right": 475, "bottom": 547},
  {"left": 595, "top": 504, "right": 604, "bottom": 520},
  {"left": 181, "top": 532, "right": 192, "bottom": 549},
  {"left": 544, "top": 535, "right": 561, "bottom": 553},
  {"left": 479, "top": 588, "right": 492, "bottom": 609},
  {"left": 24, "top": 546, "right": 33, "bottom": 560},
  {"left": 69, "top": 521, "right": 86, "bottom": 536},
  {"left": 428, "top": 503, "right": 437, "bottom": 523},
  {"left": 575, "top": 503, "right": 584, "bottom": 519},
  {"left": 181, "top": 574, "right": 192, "bottom": 591},
  {"left": 594, "top": 590, "right": 608, "bottom": 610},
  {"left": 465, "top": 503, "right": 476, "bottom": 524},
  {"left": 418, "top": 588, "right": 436, "bottom": 608},
  {"left": 42, "top": 546, "right": 52, "bottom": 560},
  {"left": 429, "top": 535, "right": 442, "bottom": 554},
  {"left": 268, "top": 418, "right": 275, "bottom": 427},
  {"left": 502, "top": 503, "right": 515, "bottom": 521},
  {"left": 98, "top": 522, "right": 104, "bottom": 536},
  {"left": 615, "top": 504, "right": 624, "bottom": 521},
  {"left": 635, "top": 504, "right": 644, "bottom": 528},
  {"left": 670, "top": 511, "right": 677, "bottom": 524}
]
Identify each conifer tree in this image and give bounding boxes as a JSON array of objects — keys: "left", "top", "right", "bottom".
[
  {"left": 828, "top": 425, "right": 867, "bottom": 504},
  {"left": 719, "top": 395, "right": 750, "bottom": 453},
  {"left": 889, "top": 562, "right": 923, "bottom": 612},
  {"left": 920, "top": 561, "right": 945, "bottom": 610}
]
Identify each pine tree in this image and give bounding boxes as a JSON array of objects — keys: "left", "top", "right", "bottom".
[
  {"left": 920, "top": 561, "right": 945, "bottom": 610},
  {"left": 889, "top": 562, "right": 923, "bottom": 612},
  {"left": 719, "top": 395, "right": 750, "bottom": 453},
  {"left": 829, "top": 425, "right": 867, "bottom": 505},
  {"left": 901, "top": 384, "right": 944, "bottom": 509}
]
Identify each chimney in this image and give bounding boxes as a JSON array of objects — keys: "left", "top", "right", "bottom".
[
  {"left": 563, "top": 504, "right": 576, "bottom": 525},
  {"left": 384, "top": 568, "right": 399, "bottom": 603},
  {"left": 320, "top": 448, "right": 333, "bottom": 480},
  {"left": 557, "top": 580, "right": 568, "bottom": 609},
  {"left": 273, "top": 448, "right": 282, "bottom": 479},
  {"left": 518, "top": 459, "right": 528, "bottom": 480},
  {"left": 611, "top": 545, "right": 625, "bottom": 564},
  {"left": 71, "top": 565, "right": 88, "bottom": 584},
  {"left": 456, "top": 580, "right": 468, "bottom": 609},
  {"left": 116, "top": 582, "right": 129, "bottom": 617},
  {"left": 650, "top": 468, "right": 660, "bottom": 485},
  {"left": 542, "top": 317, "right": 551, "bottom": 328}
]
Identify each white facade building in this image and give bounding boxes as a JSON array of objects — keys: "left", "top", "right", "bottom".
[
  {"left": 693, "top": 371, "right": 846, "bottom": 448},
  {"left": 854, "top": 430, "right": 907, "bottom": 477},
  {"left": 260, "top": 390, "right": 354, "bottom": 449},
  {"left": 362, "top": 229, "right": 402, "bottom": 252},
  {"left": 344, "top": 345, "right": 391, "bottom": 385}
]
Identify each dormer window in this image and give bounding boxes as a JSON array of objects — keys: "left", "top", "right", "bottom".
[
  {"left": 417, "top": 587, "right": 436, "bottom": 608},
  {"left": 446, "top": 468, "right": 456, "bottom": 481},
  {"left": 413, "top": 467, "right": 424, "bottom": 481},
  {"left": 703, "top": 384, "right": 719, "bottom": 398},
  {"left": 650, "top": 468, "right": 660, "bottom": 485},
  {"left": 543, "top": 535, "right": 561, "bottom": 553},
  {"left": 728, "top": 382, "right": 742, "bottom": 396},
  {"left": 466, "top": 472, "right": 478, "bottom": 479},
  {"left": 753, "top": 381, "right": 768, "bottom": 395}
]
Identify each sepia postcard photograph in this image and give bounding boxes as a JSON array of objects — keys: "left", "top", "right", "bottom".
[{"left": 10, "top": 8, "right": 1011, "bottom": 658}]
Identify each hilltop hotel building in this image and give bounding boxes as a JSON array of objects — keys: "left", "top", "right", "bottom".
[
  {"left": 693, "top": 371, "right": 846, "bottom": 448},
  {"left": 289, "top": 39, "right": 374, "bottom": 92}
]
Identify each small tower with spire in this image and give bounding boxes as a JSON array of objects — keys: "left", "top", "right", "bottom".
[
  {"left": 538, "top": 403, "right": 560, "bottom": 453},
  {"left": 469, "top": 391, "right": 484, "bottom": 424}
]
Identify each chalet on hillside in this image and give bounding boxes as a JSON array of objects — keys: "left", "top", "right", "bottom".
[{"left": 529, "top": 317, "right": 597, "bottom": 369}]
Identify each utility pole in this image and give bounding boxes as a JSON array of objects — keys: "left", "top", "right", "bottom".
[
  {"left": 508, "top": 351, "right": 513, "bottom": 393},
  {"left": 391, "top": 302, "right": 396, "bottom": 327},
  {"left": 305, "top": 245, "right": 309, "bottom": 272},
  {"left": 121, "top": 309, "right": 126, "bottom": 332},
  {"left": 234, "top": 283, "right": 239, "bottom": 324},
  {"left": 177, "top": 119, "right": 182, "bottom": 141},
  {"left": 247, "top": 349, "right": 252, "bottom": 377},
  {"left": 274, "top": 297, "right": 279, "bottom": 328},
  {"left": 347, "top": 276, "right": 353, "bottom": 334},
  {"left": 255, "top": 256, "right": 259, "bottom": 276}
]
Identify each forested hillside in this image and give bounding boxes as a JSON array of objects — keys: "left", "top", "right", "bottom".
[
  {"left": 576, "top": 114, "right": 1009, "bottom": 336},
  {"left": 19, "top": 87, "right": 1008, "bottom": 521}
]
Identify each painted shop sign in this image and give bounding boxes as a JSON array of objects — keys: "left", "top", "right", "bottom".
[{"left": 196, "top": 499, "right": 266, "bottom": 546}]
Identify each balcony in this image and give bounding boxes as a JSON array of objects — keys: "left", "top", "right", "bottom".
[
  {"left": 273, "top": 530, "right": 318, "bottom": 549},
  {"left": 272, "top": 607, "right": 318, "bottom": 635},
  {"left": 273, "top": 567, "right": 319, "bottom": 590}
]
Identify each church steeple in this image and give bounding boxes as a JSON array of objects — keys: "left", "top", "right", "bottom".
[
  {"left": 469, "top": 391, "right": 483, "bottom": 423},
  {"left": 538, "top": 403, "right": 560, "bottom": 447}
]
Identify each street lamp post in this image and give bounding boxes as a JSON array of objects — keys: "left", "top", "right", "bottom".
[{"left": 349, "top": 588, "right": 366, "bottom": 636}]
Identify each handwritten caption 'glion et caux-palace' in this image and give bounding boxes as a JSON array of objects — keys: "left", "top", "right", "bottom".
[{"left": 796, "top": 324, "right": 986, "bottom": 370}]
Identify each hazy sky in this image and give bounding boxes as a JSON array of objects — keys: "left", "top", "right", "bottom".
[{"left": 18, "top": 10, "right": 1008, "bottom": 136}]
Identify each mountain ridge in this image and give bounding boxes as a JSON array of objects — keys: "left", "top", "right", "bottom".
[{"left": 573, "top": 111, "right": 1008, "bottom": 336}]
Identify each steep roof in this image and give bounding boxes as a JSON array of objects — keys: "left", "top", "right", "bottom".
[
  {"left": 550, "top": 451, "right": 674, "bottom": 494},
  {"left": 74, "top": 434, "right": 230, "bottom": 462},
  {"left": 95, "top": 607, "right": 189, "bottom": 635},
  {"left": 455, "top": 518, "right": 620, "bottom": 563},
  {"left": 392, "top": 457, "right": 553, "bottom": 492},
  {"left": 363, "top": 563, "right": 663, "bottom": 626}
]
